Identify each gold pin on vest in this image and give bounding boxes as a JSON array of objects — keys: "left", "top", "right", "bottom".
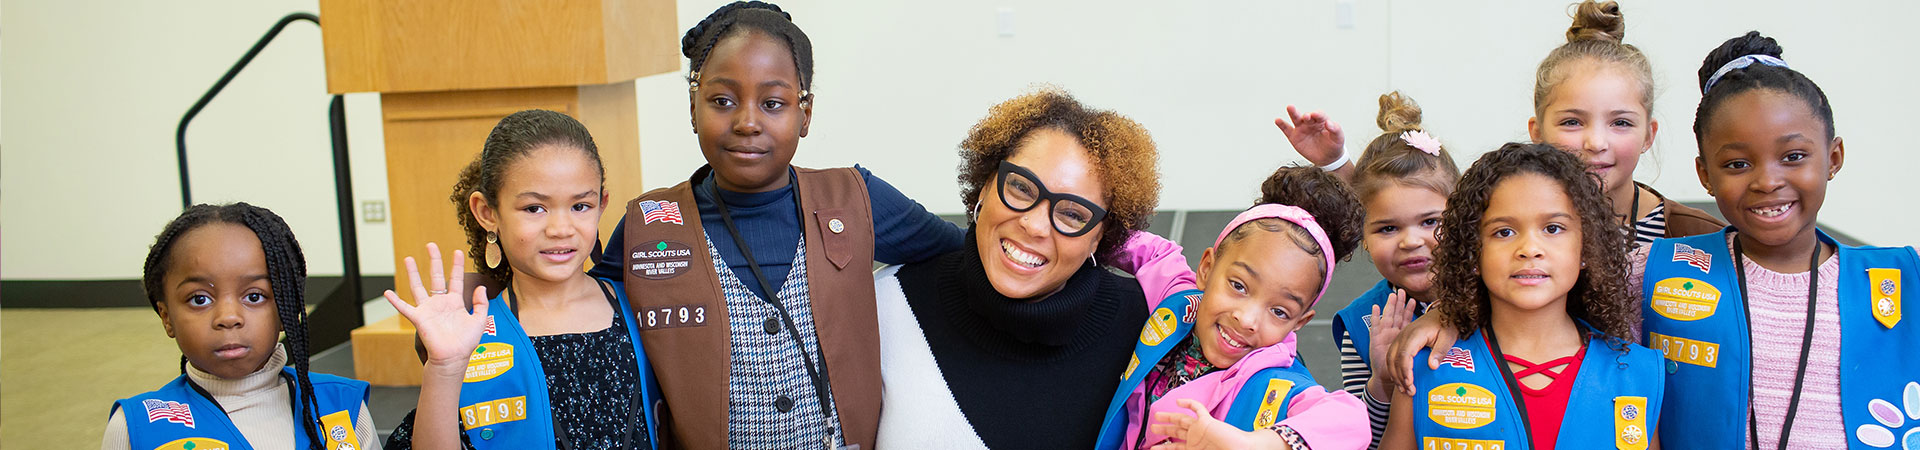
[{"left": 828, "top": 218, "right": 845, "bottom": 234}]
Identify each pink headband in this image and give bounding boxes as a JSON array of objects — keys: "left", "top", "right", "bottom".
[{"left": 1213, "top": 203, "right": 1338, "bottom": 307}]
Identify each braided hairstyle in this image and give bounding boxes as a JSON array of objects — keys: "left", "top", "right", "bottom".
[
  {"left": 1247, "top": 165, "right": 1364, "bottom": 263},
  {"left": 1693, "top": 31, "right": 1835, "bottom": 148},
  {"left": 1431, "top": 143, "right": 1638, "bottom": 344},
  {"left": 682, "top": 1, "right": 814, "bottom": 93},
  {"left": 141, "top": 203, "right": 328, "bottom": 450},
  {"left": 1352, "top": 91, "right": 1461, "bottom": 202},
  {"left": 451, "top": 109, "right": 604, "bottom": 287}
]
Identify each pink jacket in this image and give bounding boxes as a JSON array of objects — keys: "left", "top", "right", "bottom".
[{"left": 1109, "top": 231, "right": 1369, "bottom": 450}]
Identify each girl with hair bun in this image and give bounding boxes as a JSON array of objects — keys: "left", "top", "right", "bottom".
[
  {"left": 1526, "top": 0, "right": 1723, "bottom": 244},
  {"left": 1636, "top": 31, "right": 1920, "bottom": 449}
]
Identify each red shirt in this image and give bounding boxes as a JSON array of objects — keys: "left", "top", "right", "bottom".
[{"left": 1494, "top": 340, "right": 1585, "bottom": 450}]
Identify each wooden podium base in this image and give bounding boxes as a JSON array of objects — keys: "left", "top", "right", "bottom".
[{"left": 351, "top": 82, "right": 643, "bottom": 386}]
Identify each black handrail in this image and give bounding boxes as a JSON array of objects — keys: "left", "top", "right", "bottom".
[
  {"left": 175, "top": 12, "right": 318, "bottom": 208},
  {"left": 174, "top": 12, "right": 365, "bottom": 349}
]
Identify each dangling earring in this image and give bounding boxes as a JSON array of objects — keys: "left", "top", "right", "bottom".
[{"left": 484, "top": 231, "right": 503, "bottom": 269}]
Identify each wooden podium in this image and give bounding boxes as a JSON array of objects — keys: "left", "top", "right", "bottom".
[{"left": 318, "top": 0, "right": 678, "bottom": 386}]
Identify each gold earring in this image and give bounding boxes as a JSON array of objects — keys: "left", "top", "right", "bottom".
[{"left": 484, "top": 232, "right": 503, "bottom": 269}]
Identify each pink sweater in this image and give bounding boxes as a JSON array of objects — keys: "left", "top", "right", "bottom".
[
  {"left": 1112, "top": 231, "right": 1368, "bottom": 450},
  {"left": 1629, "top": 238, "right": 1846, "bottom": 448}
]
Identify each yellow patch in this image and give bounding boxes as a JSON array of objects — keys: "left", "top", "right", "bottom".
[
  {"left": 1139, "top": 307, "right": 1178, "bottom": 346},
  {"left": 1420, "top": 437, "right": 1506, "bottom": 450},
  {"left": 152, "top": 437, "right": 229, "bottom": 450},
  {"left": 1648, "top": 331, "right": 1719, "bottom": 368},
  {"left": 464, "top": 343, "right": 515, "bottom": 383},
  {"left": 320, "top": 409, "right": 359, "bottom": 449},
  {"left": 1426, "top": 383, "right": 1497, "bottom": 429},
  {"left": 1614, "top": 396, "right": 1648, "bottom": 450},
  {"left": 460, "top": 396, "right": 529, "bottom": 429},
  {"left": 1870, "top": 268, "right": 1902, "bottom": 329},
  {"left": 1122, "top": 354, "right": 1139, "bottom": 380},
  {"left": 1650, "top": 277, "right": 1721, "bottom": 321},
  {"left": 1252, "top": 378, "right": 1295, "bottom": 429}
]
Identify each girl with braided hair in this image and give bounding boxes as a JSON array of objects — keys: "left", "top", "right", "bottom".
[{"left": 105, "top": 203, "right": 381, "bottom": 450}]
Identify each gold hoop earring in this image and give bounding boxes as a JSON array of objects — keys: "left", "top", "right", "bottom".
[{"left": 484, "top": 232, "right": 503, "bottom": 269}]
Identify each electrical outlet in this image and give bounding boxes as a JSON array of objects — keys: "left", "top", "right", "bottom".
[{"left": 362, "top": 201, "right": 387, "bottom": 223}]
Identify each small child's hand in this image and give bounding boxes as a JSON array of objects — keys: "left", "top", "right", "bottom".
[
  {"left": 1274, "top": 106, "right": 1347, "bottom": 167},
  {"left": 383, "top": 243, "right": 491, "bottom": 376},
  {"left": 1366, "top": 288, "right": 1419, "bottom": 397},
  {"left": 1149, "top": 399, "right": 1253, "bottom": 450},
  {"left": 1385, "top": 311, "right": 1458, "bottom": 397}
]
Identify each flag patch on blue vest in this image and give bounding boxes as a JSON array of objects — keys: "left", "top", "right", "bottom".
[
  {"left": 464, "top": 343, "right": 515, "bottom": 382},
  {"left": 153, "top": 437, "right": 229, "bottom": 450},
  {"left": 1427, "top": 383, "right": 1497, "bottom": 429},
  {"left": 1870, "top": 268, "right": 1901, "bottom": 329},
  {"left": 1650, "top": 277, "right": 1721, "bottom": 321}
]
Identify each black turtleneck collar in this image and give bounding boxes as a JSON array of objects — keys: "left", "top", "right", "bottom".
[{"left": 901, "top": 228, "right": 1132, "bottom": 357}]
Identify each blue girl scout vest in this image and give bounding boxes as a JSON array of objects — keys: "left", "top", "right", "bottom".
[
  {"left": 1092, "top": 289, "right": 1320, "bottom": 450},
  {"left": 457, "top": 277, "right": 663, "bottom": 450},
  {"left": 1642, "top": 228, "right": 1920, "bottom": 449},
  {"left": 112, "top": 369, "right": 368, "bottom": 450},
  {"left": 1410, "top": 325, "right": 1664, "bottom": 450},
  {"left": 1333, "top": 280, "right": 1427, "bottom": 367}
]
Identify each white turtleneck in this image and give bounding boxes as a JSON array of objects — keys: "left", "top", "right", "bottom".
[{"left": 101, "top": 345, "right": 381, "bottom": 450}]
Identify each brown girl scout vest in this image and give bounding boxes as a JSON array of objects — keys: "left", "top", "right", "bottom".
[{"left": 620, "top": 166, "right": 880, "bottom": 450}]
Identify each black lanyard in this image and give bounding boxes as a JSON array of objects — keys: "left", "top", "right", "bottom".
[
  {"left": 1732, "top": 237, "right": 1822, "bottom": 450},
  {"left": 1481, "top": 328, "right": 1538, "bottom": 443},
  {"left": 506, "top": 278, "right": 645, "bottom": 450},
  {"left": 183, "top": 365, "right": 323, "bottom": 449},
  {"left": 707, "top": 178, "right": 840, "bottom": 449}
]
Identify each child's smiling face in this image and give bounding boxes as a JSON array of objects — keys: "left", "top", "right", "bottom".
[
  {"left": 155, "top": 223, "right": 283, "bottom": 379},
  {"left": 1696, "top": 90, "right": 1842, "bottom": 251},
  {"left": 1193, "top": 225, "right": 1321, "bottom": 369},
  {"left": 473, "top": 146, "right": 606, "bottom": 285},
  {"left": 1361, "top": 183, "right": 1445, "bottom": 299},
  {"left": 691, "top": 31, "right": 811, "bottom": 193},
  {"left": 1478, "top": 173, "right": 1585, "bottom": 314},
  {"left": 1531, "top": 61, "right": 1656, "bottom": 200}
]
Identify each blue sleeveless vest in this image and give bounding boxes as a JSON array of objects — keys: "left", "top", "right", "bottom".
[
  {"left": 113, "top": 369, "right": 368, "bottom": 450},
  {"left": 1410, "top": 326, "right": 1664, "bottom": 450},
  {"left": 1332, "top": 279, "right": 1428, "bottom": 367},
  {"left": 1642, "top": 228, "right": 1920, "bottom": 449},
  {"left": 457, "top": 277, "right": 662, "bottom": 450},
  {"left": 1093, "top": 289, "right": 1320, "bottom": 449}
]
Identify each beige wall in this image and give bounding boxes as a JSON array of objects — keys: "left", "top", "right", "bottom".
[{"left": 5, "top": 0, "right": 1916, "bottom": 282}]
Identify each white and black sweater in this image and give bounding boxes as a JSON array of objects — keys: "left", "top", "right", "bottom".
[{"left": 874, "top": 248, "right": 1147, "bottom": 450}]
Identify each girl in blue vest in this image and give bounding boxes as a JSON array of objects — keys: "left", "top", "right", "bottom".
[
  {"left": 1631, "top": 32, "right": 1920, "bottom": 449},
  {"left": 383, "top": 110, "right": 661, "bottom": 450},
  {"left": 1279, "top": 92, "right": 1461, "bottom": 448},
  {"left": 106, "top": 203, "right": 380, "bottom": 450},
  {"left": 1098, "top": 166, "right": 1370, "bottom": 449},
  {"left": 1382, "top": 143, "right": 1664, "bottom": 450}
]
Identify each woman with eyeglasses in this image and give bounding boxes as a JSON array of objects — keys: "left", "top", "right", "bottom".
[{"left": 870, "top": 88, "right": 1163, "bottom": 450}]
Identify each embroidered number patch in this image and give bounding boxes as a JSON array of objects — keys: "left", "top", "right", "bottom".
[
  {"left": 1648, "top": 331, "right": 1719, "bottom": 368},
  {"left": 461, "top": 396, "right": 529, "bottom": 429},
  {"left": 1422, "top": 437, "right": 1504, "bottom": 450},
  {"left": 639, "top": 305, "right": 708, "bottom": 330}
]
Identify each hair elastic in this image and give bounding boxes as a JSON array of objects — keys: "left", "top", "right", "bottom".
[
  {"left": 1400, "top": 130, "right": 1443, "bottom": 156},
  {"left": 1214, "top": 204, "right": 1338, "bottom": 307},
  {"left": 1703, "top": 54, "right": 1789, "bottom": 93}
]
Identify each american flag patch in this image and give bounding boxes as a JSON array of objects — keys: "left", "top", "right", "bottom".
[
  {"left": 1440, "top": 347, "right": 1474, "bottom": 372},
  {"left": 483, "top": 316, "right": 497, "bottom": 336},
  {"left": 1673, "top": 243, "right": 1711, "bottom": 273},
  {"left": 143, "top": 399, "right": 194, "bottom": 428},
  {"left": 638, "top": 200, "right": 684, "bottom": 225}
]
